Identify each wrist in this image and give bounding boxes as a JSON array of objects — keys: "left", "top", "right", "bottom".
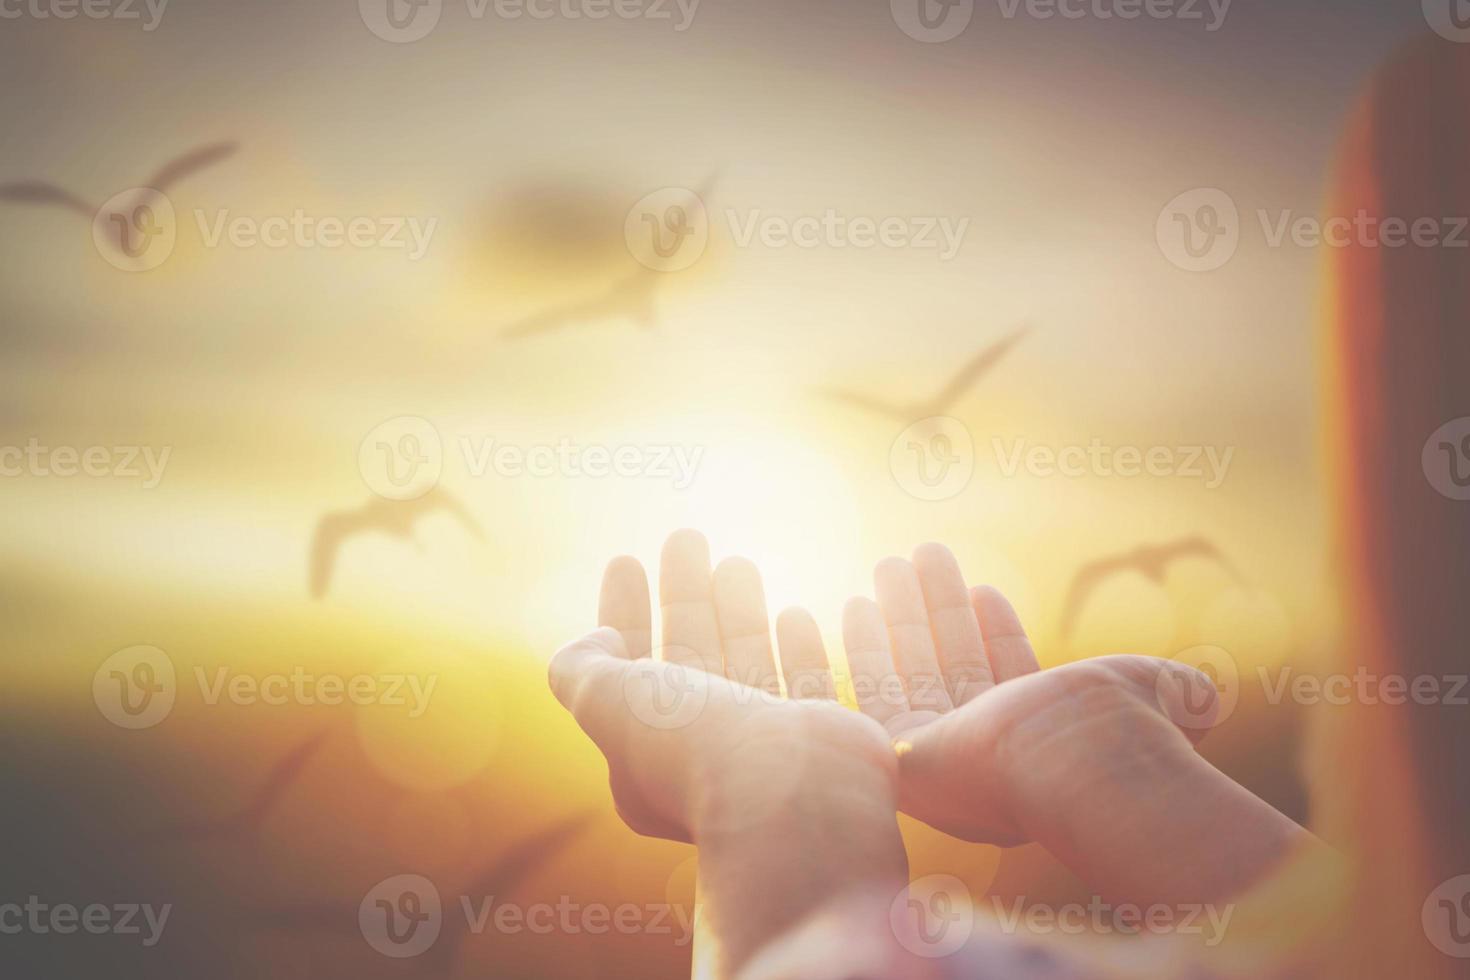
[
  {"left": 998, "top": 690, "right": 1202, "bottom": 846},
  {"left": 688, "top": 702, "right": 901, "bottom": 845}
]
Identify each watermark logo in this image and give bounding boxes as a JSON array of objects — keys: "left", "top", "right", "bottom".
[
  {"left": 360, "top": 416, "right": 443, "bottom": 501},
  {"left": 625, "top": 186, "right": 710, "bottom": 272},
  {"left": 1157, "top": 188, "right": 1239, "bottom": 272},
  {"left": 622, "top": 655, "right": 711, "bottom": 731},
  {"left": 991, "top": 895, "right": 1233, "bottom": 945},
  {"left": 1163, "top": 190, "right": 1470, "bottom": 272},
  {"left": 1258, "top": 666, "right": 1468, "bottom": 708},
  {"left": 1424, "top": 875, "right": 1470, "bottom": 958},
  {"left": 891, "top": 0, "right": 974, "bottom": 42},
  {"left": 93, "top": 188, "right": 176, "bottom": 273},
  {"left": 360, "top": 874, "right": 443, "bottom": 958},
  {"left": 0, "top": 439, "right": 171, "bottom": 487},
  {"left": 93, "top": 646, "right": 176, "bottom": 730},
  {"left": 196, "top": 667, "right": 438, "bottom": 716},
  {"left": 1423, "top": 417, "right": 1470, "bottom": 501},
  {"left": 724, "top": 210, "right": 969, "bottom": 260},
  {"left": 991, "top": 438, "right": 1234, "bottom": 488},
  {"left": 889, "top": 874, "right": 974, "bottom": 958},
  {"left": 459, "top": 436, "right": 703, "bottom": 490},
  {"left": 193, "top": 210, "right": 437, "bottom": 259},
  {"left": 0, "top": 0, "right": 169, "bottom": 30},
  {"left": 1155, "top": 645, "right": 1238, "bottom": 730},
  {"left": 0, "top": 897, "right": 172, "bottom": 947},
  {"left": 890, "top": 417, "right": 974, "bottom": 502},
  {"left": 996, "top": 0, "right": 1230, "bottom": 30},
  {"left": 359, "top": 0, "right": 442, "bottom": 42},
  {"left": 361, "top": 0, "right": 699, "bottom": 40},
  {"left": 1424, "top": 0, "right": 1470, "bottom": 43}
]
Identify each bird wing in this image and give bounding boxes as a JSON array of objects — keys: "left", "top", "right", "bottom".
[
  {"left": 130, "top": 814, "right": 246, "bottom": 846},
  {"left": 930, "top": 324, "right": 1032, "bottom": 414},
  {"left": 501, "top": 271, "right": 651, "bottom": 339},
  {"left": 310, "top": 508, "right": 371, "bottom": 598},
  {"left": 1163, "top": 536, "right": 1245, "bottom": 583},
  {"left": 499, "top": 294, "right": 606, "bottom": 339},
  {"left": 419, "top": 488, "right": 486, "bottom": 542},
  {"left": 692, "top": 168, "right": 720, "bottom": 205},
  {"left": 1057, "top": 555, "right": 1128, "bottom": 643},
  {"left": 816, "top": 386, "right": 906, "bottom": 420},
  {"left": 432, "top": 813, "right": 596, "bottom": 969},
  {"left": 131, "top": 728, "right": 331, "bottom": 845},
  {"left": 0, "top": 181, "right": 94, "bottom": 217},
  {"left": 144, "top": 141, "right": 239, "bottom": 193},
  {"left": 238, "top": 728, "right": 332, "bottom": 828}
]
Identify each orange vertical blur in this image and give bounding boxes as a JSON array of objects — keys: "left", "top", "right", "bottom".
[{"left": 1322, "top": 32, "right": 1470, "bottom": 980}]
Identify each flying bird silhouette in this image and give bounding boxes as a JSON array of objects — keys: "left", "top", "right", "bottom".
[
  {"left": 500, "top": 171, "right": 718, "bottom": 340},
  {"left": 0, "top": 142, "right": 238, "bottom": 253},
  {"left": 499, "top": 266, "right": 664, "bottom": 339},
  {"left": 132, "top": 727, "right": 330, "bottom": 846},
  {"left": 819, "top": 324, "right": 1031, "bottom": 422},
  {"left": 1057, "top": 536, "right": 1245, "bottom": 644},
  {"left": 424, "top": 813, "right": 596, "bottom": 975},
  {"left": 310, "top": 487, "right": 485, "bottom": 599},
  {"left": 239, "top": 812, "right": 595, "bottom": 974}
]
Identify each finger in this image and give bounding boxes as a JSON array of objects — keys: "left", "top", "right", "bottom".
[
  {"left": 599, "top": 556, "right": 651, "bottom": 659},
  {"left": 658, "top": 529, "right": 725, "bottom": 674},
  {"left": 841, "top": 597, "right": 908, "bottom": 724},
  {"left": 873, "top": 557, "right": 954, "bottom": 713},
  {"left": 776, "top": 608, "right": 835, "bottom": 700},
  {"left": 548, "top": 627, "right": 636, "bottom": 744},
  {"left": 971, "top": 585, "right": 1041, "bottom": 682},
  {"left": 713, "top": 557, "right": 780, "bottom": 694},
  {"left": 913, "top": 543, "right": 994, "bottom": 706}
]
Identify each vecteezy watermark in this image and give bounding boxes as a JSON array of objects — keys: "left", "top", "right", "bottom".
[
  {"left": 625, "top": 185, "right": 711, "bottom": 272},
  {"left": 459, "top": 437, "right": 704, "bottom": 490},
  {"left": 0, "top": 439, "right": 171, "bottom": 488},
  {"left": 992, "top": 438, "right": 1235, "bottom": 489},
  {"left": 1423, "top": 0, "right": 1470, "bottom": 44},
  {"left": 194, "top": 667, "right": 438, "bottom": 717},
  {"left": 0, "top": 897, "right": 171, "bottom": 947},
  {"left": 1154, "top": 646, "right": 1239, "bottom": 730},
  {"left": 93, "top": 646, "right": 177, "bottom": 730},
  {"left": 194, "top": 210, "right": 438, "bottom": 260},
  {"left": 989, "top": 894, "right": 1235, "bottom": 947},
  {"left": 93, "top": 188, "right": 178, "bottom": 272},
  {"left": 890, "top": 875, "right": 974, "bottom": 958},
  {"left": 1424, "top": 417, "right": 1470, "bottom": 501},
  {"left": 357, "top": 416, "right": 706, "bottom": 501},
  {"left": 890, "top": 417, "right": 975, "bottom": 502},
  {"left": 1258, "top": 667, "right": 1469, "bottom": 708},
  {"left": 890, "top": 0, "right": 1230, "bottom": 43},
  {"left": 1424, "top": 875, "right": 1470, "bottom": 958},
  {"left": 1155, "top": 188, "right": 1240, "bottom": 272},
  {"left": 358, "top": 875, "right": 696, "bottom": 958},
  {"left": 86, "top": 191, "right": 437, "bottom": 272},
  {"left": 0, "top": 0, "right": 168, "bottom": 30},
  {"left": 358, "top": 0, "right": 700, "bottom": 43},
  {"left": 1158, "top": 188, "right": 1470, "bottom": 272},
  {"left": 622, "top": 188, "right": 970, "bottom": 270},
  {"left": 621, "top": 657, "right": 713, "bottom": 731},
  {"left": 360, "top": 416, "right": 444, "bottom": 501},
  {"left": 92, "top": 647, "right": 439, "bottom": 730},
  {"left": 724, "top": 210, "right": 970, "bottom": 261}
]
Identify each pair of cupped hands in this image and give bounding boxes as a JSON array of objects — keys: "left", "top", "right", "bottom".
[{"left": 549, "top": 529, "right": 1217, "bottom": 849}]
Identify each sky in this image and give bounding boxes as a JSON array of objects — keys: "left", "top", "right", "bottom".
[{"left": 0, "top": 0, "right": 1448, "bottom": 975}]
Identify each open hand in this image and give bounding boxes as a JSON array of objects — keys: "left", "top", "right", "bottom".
[
  {"left": 843, "top": 543, "right": 1218, "bottom": 846},
  {"left": 549, "top": 529, "right": 900, "bottom": 844}
]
